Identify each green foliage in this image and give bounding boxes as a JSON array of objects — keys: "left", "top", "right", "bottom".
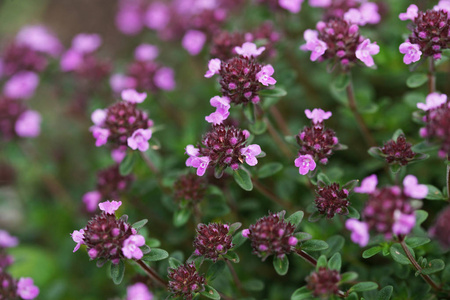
[
  {"left": 233, "top": 168, "right": 253, "bottom": 191},
  {"left": 273, "top": 255, "right": 289, "bottom": 276},
  {"left": 141, "top": 248, "right": 169, "bottom": 262},
  {"left": 110, "top": 260, "right": 125, "bottom": 285}
]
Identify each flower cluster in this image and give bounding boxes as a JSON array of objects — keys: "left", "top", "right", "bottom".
[
  {"left": 193, "top": 223, "right": 233, "bottom": 261},
  {"left": 90, "top": 89, "right": 153, "bottom": 152},
  {"left": 295, "top": 108, "right": 340, "bottom": 175},
  {"left": 314, "top": 183, "right": 350, "bottom": 218},
  {"left": 167, "top": 262, "right": 206, "bottom": 300},
  {"left": 242, "top": 211, "right": 298, "bottom": 261},
  {"left": 82, "top": 164, "right": 134, "bottom": 212},
  {"left": 417, "top": 93, "right": 450, "bottom": 157},
  {"left": 72, "top": 200, "right": 147, "bottom": 264},
  {"left": 429, "top": 205, "right": 450, "bottom": 250},
  {"left": 346, "top": 174, "right": 428, "bottom": 247},
  {"left": 379, "top": 134, "right": 416, "bottom": 166},
  {"left": 306, "top": 267, "right": 341, "bottom": 297},
  {"left": 257, "top": 0, "right": 304, "bottom": 14},
  {"left": 301, "top": 18, "right": 379, "bottom": 68},
  {"left": 0, "top": 230, "right": 39, "bottom": 300},
  {"left": 206, "top": 42, "right": 276, "bottom": 105},
  {"left": 185, "top": 124, "right": 262, "bottom": 176},
  {"left": 110, "top": 44, "right": 175, "bottom": 93},
  {"left": 173, "top": 173, "right": 207, "bottom": 207},
  {"left": 126, "top": 282, "right": 154, "bottom": 300},
  {"left": 399, "top": 4, "right": 450, "bottom": 63}
]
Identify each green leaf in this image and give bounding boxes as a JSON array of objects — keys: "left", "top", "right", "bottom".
[
  {"left": 376, "top": 286, "right": 393, "bottom": 300},
  {"left": 243, "top": 103, "right": 256, "bottom": 123},
  {"left": 316, "top": 255, "right": 327, "bottom": 269},
  {"left": 327, "top": 253, "right": 341, "bottom": 271},
  {"left": 347, "top": 206, "right": 360, "bottom": 219},
  {"left": 406, "top": 73, "right": 428, "bottom": 88},
  {"left": 415, "top": 210, "right": 428, "bottom": 226},
  {"left": 119, "top": 151, "right": 136, "bottom": 175},
  {"left": 421, "top": 259, "right": 445, "bottom": 275},
  {"left": 362, "top": 246, "right": 382, "bottom": 258},
  {"left": 249, "top": 119, "right": 267, "bottom": 135},
  {"left": 223, "top": 251, "right": 240, "bottom": 263},
  {"left": 132, "top": 219, "right": 148, "bottom": 231},
  {"left": 332, "top": 73, "right": 350, "bottom": 91},
  {"left": 228, "top": 222, "right": 242, "bottom": 235},
  {"left": 273, "top": 255, "right": 289, "bottom": 276},
  {"left": 302, "top": 240, "right": 329, "bottom": 252},
  {"left": 243, "top": 279, "right": 265, "bottom": 292},
  {"left": 405, "top": 237, "right": 431, "bottom": 248},
  {"left": 346, "top": 292, "right": 359, "bottom": 300},
  {"left": 424, "top": 184, "right": 446, "bottom": 200},
  {"left": 411, "top": 141, "right": 440, "bottom": 153},
  {"left": 308, "top": 211, "right": 324, "bottom": 222},
  {"left": 368, "top": 147, "right": 386, "bottom": 160},
  {"left": 200, "top": 285, "right": 221, "bottom": 299},
  {"left": 141, "top": 248, "right": 169, "bottom": 262},
  {"left": 259, "top": 87, "right": 287, "bottom": 98},
  {"left": 392, "top": 129, "right": 404, "bottom": 141},
  {"left": 317, "top": 173, "right": 332, "bottom": 185},
  {"left": 173, "top": 208, "right": 191, "bottom": 227},
  {"left": 291, "top": 287, "right": 313, "bottom": 300},
  {"left": 110, "top": 260, "right": 125, "bottom": 285},
  {"left": 349, "top": 281, "right": 378, "bottom": 293},
  {"left": 233, "top": 168, "right": 253, "bottom": 191},
  {"left": 390, "top": 164, "right": 401, "bottom": 174},
  {"left": 323, "top": 235, "right": 345, "bottom": 258},
  {"left": 295, "top": 232, "right": 312, "bottom": 242},
  {"left": 168, "top": 257, "right": 182, "bottom": 269},
  {"left": 232, "top": 231, "right": 247, "bottom": 249},
  {"left": 147, "top": 238, "right": 161, "bottom": 248},
  {"left": 257, "top": 162, "right": 283, "bottom": 178},
  {"left": 340, "top": 272, "right": 358, "bottom": 283},
  {"left": 206, "top": 261, "right": 226, "bottom": 282},
  {"left": 390, "top": 244, "right": 414, "bottom": 265},
  {"left": 286, "top": 211, "right": 304, "bottom": 230}
]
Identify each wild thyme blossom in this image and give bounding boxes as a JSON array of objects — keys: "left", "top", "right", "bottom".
[
  {"left": 71, "top": 200, "right": 147, "bottom": 264},
  {"left": 193, "top": 223, "right": 233, "bottom": 261},
  {"left": 346, "top": 174, "right": 428, "bottom": 247},
  {"left": 126, "top": 282, "right": 154, "bottom": 300},
  {"left": 309, "top": 0, "right": 381, "bottom": 25},
  {"left": 185, "top": 124, "right": 262, "bottom": 177},
  {"left": 242, "top": 211, "right": 298, "bottom": 261},
  {"left": 429, "top": 205, "right": 450, "bottom": 250},
  {"left": 1, "top": 42, "right": 47, "bottom": 77},
  {"left": 205, "top": 96, "right": 231, "bottom": 125},
  {"left": 417, "top": 93, "right": 450, "bottom": 157},
  {"left": 379, "top": 135, "right": 416, "bottom": 166},
  {"left": 301, "top": 18, "right": 379, "bottom": 68},
  {"left": 257, "top": 0, "right": 304, "bottom": 13},
  {"left": 306, "top": 267, "right": 341, "bottom": 297},
  {"left": 314, "top": 183, "right": 350, "bottom": 218},
  {"left": 399, "top": 4, "right": 450, "bottom": 62},
  {"left": 295, "top": 109, "right": 340, "bottom": 175},
  {"left": 90, "top": 89, "right": 153, "bottom": 151},
  {"left": 173, "top": 173, "right": 207, "bottom": 207},
  {"left": 206, "top": 42, "right": 276, "bottom": 105},
  {"left": 168, "top": 262, "right": 206, "bottom": 300}
]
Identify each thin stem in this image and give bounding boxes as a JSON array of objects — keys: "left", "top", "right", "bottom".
[
  {"left": 225, "top": 259, "right": 248, "bottom": 297},
  {"left": 345, "top": 73, "right": 377, "bottom": 148},
  {"left": 139, "top": 151, "right": 159, "bottom": 174},
  {"left": 264, "top": 117, "right": 295, "bottom": 158},
  {"left": 428, "top": 57, "right": 436, "bottom": 94},
  {"left": 252, "top": 178, "right": 294, "bottom": 210},
  {"left": 398, "top": 238, "right": 441, "bottom": 292},
  {"left": 136, "top": 259, "right": 168, "bottom": 288},
  {"left": 270, "top": 106, "right": 292, "bottom": 136}
]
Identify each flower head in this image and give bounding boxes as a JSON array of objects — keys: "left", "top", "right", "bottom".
[
  {"left": 182, "top": 30, "right": 207, "bottom": 55},
  {"left": 417, "top": 93, "right": 447, "bottom": 111},
  {"left": 306, "top": 267, "right": 341, "bottom": 297},
  {"left": 399, "top": 42, "right": 422, "bottom": 64},
  {"left": 121, "top": 89, "right": 147, "bottom": 104},
  {"left": 345, "top": 219, "right": 369, "bottom": 247},
  {"left": 127, "top": 128, "right": 153, "bottom": 151},
  {"left": 355, "top": 39, "right": 379, "bottom": 67},
  {"left": 354, "top": 174, "right": 377, "bottom": 194},
  {"left": 173, "top": 173, "right": 207, "bottom": 207},
  {"left": 168, "top": 262, "right": 206, "bottom": 300},
  {"left": 193, "top": 223, "right": 233, "bottom": 261},
  {"left": 429, "top": 206, "right": 450, "bottom": 249},
  {"left": 17, "top": 277, "right": 39, "bottom": 300},
  {"left": 99, "top": 200, "right": 122, "bottom": 215},
  {"left": 315, "top": 183, "right": 350, "bottom": 218},
  {"left": 295, "top": 154, "right": 316, "bottom": 175},
  {"left": 234, "top": 42, "right": 265, "bottom": 58},
  {"left": 380, "top": 135, "right": 416, "bottom": 166},
  {"left": 122, "top": 234, "right": 146, "bottom": 259}
]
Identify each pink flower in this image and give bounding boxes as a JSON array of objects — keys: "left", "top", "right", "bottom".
[
  {"left": 15, "top": 111, "right": 41, "bottom": 138},
  {"left": 434, "top": 0, "right": 450, "bottom": 13},
  {"left": 127, "top": 128, "right": 153, "bottom": 152},
  {"left": 240, "top": 144, "right": 262, "bottom": 166},
  {"left": 235, "top": 42, "right": 265, "bottom": 58},
  {"left": 399, "top": 41, "right": 422, "bottom": 64},
  {"left": 278, "top": 0, "right": 303, "bottom": 13},
  {"left": 344, "top": 8, "right": 363, "bottom": 24},
  {"left": 116, "top": 4, "right": 144, "bottom": 35},
  {"left": 356, "top": 39, "right": 380, "bottom": 67},
  {"left": 185, "top": 145, "right": 200, "bottom": 167},
  {"left": 112, "top": 147, "right": 127, "bottom": 163},
  {"left": 242, "top": 229, "right": 250, "bottom": 237},
  {"left": 182, "top": 30, "right": 206, "bottom": 55},
  {"left": 399, "top": 4, "right": 419, "bottom": 21},
  {"left": 256, "top": 65, "right": 277, "bottom": 86},
  {"left": 3, "top": 71, "right": 39, "bottom": 100},
  {"left": 191, "top": 156, "right": 211, "bottom": 176},
  {"left": 99, "top": 200, "right": 122, "bottom": 214},
  {"left": 354, "top": 174, "right": 378, "bottom": 194},
  {"left": 417, "top": 93, "right": 447, "bottom": 111},
  {"left": 16, "top": 25, "right": 62, "bottom": 56},
  {"left": 126, "top": 282, "right": 154, "bottom": 300},
  {"left": 288, "top": 236, "right": 298, "bottom": 246},
  {"left": 110, "top": 74, "right": 137, "bottom": 93},
  {"left": 305, "top": 108, "right": 332, "bottom": 124},
  {"left": 83, "top": 190, "right": 102, "bottom": 212},
  {"left": 72, "top": 33, "right": 102, "bottom": 53},
  {"left": 345, "top": 219, "right": 369, "bottom": 247},
  {"left": 60, "top": 50, "right": 83, "bottom": 71},
  {"left": 0, "top": 230, "right": 19, "bottom": 248},
  {"left": 122, "top": 234, "right": 146, "bottom": 259},
  {"left": 144, "top": 2, "right": 171, "bottom": 31},
  {"left": 210, "top": 96, "right": 231, "bottom": 109},
  {"left": 122, "top": 89, "right": 147, "bottom": 104},
  {"left": 205, "top": 110, "right": 229, "bottom": 125},
  {"left": 135, "top": 44, "right": 159, "bottom": 61},
  {"left": 91, "top": 127, "right": 110, "bottom": 147},
  {"left": 359, "top": 3, "right": 381, "bottom": 25},
  {"left": 71, "top": 229, "right": 85, "bottom": 252},
  {"left": 154, "top": 67, "right": 175, "bottom": 91},
  {"left": 204, "top": 58, "right": 221, "bottom": 78},
  {"left": 91, "top": 109, "right": 107, "bottom": 126},
  {"left": 308, "top": 0, "right": 331, "bottom": 7},
  {"left": 392, "top": 210, "right": 416, "bottom": 235},
  {"left": 403, "top": 175, "right": 428, "bottom": 199},
  {"left": 17, "top": 277, "right": 39, "bottom": 299},
  {"left": 294, "top": 154, "right": 316, "bottom": 175},
  {"left": 300, "top": 30, "right": 328, "bottom": 61}
]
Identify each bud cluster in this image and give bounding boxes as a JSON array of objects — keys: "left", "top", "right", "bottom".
[
  {"left": 193, "top": 223, "right": 233, "bottom": 261},
  {"left": 380, "top": 135, "right": 416, "bottom": 166},
  {"left": 314, "top": 183, "right": 350, "bottom": 218},
  {"left": 173, "top": 173, "right": 207, "bottom": 207},
  {"left": 167, "top": 262, "right": 206, "bottom": 300},
  {"left": 306, "top": 267, "right": 341, "bottom": 297}
]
